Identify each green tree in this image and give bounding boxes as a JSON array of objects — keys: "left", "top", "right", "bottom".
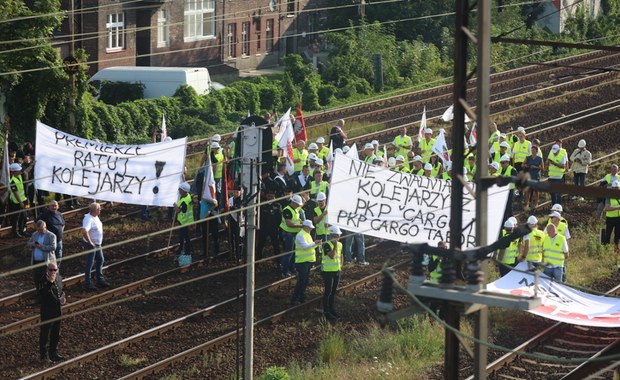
[{"left": 0, "top": 0, "right": 67, "bottom": 141}]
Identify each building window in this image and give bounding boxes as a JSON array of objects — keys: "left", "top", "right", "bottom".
[
  {"left": 287, "top": 0, "right": 295, "bottom": 14},
  {"left": 241, "top": 22, "right": 250, "bottom": 56},
  {"left": 227, "top": 23, "right": 236, "bottom": 58},
  {"left": 106, "top": 13, "right": 125, "bottom": 51},
  {"left": 255, "top": 20, "right": 261, "bottom": 51},
  {"left": 266, "top": 19, "right": 274, "bottom": 53},
  {"left": 184, "top": 0, "right": 215, "bottom": 41},
  {"left": 157, "top": 10, "right": 169, "bottom": 47}
]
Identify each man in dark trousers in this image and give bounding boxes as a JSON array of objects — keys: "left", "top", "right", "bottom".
[
  {"left": 36, "top": 201, "right": 65, "bottom": 266},
  {"left": 38, "top": 262, "right": 66, "bottom": 363}
]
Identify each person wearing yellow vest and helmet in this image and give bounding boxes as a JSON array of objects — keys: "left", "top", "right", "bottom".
[
  {"left": 464, "top": 155, "right": 476, "bottom": 181},
  {"left": 293, "top": 140, "right": 309, "bottom": 174},
  {"left": 520, "top": 215, "right": 544, "bottom": 270},
  {"left": 393, "top": 127, "right": 412, "bottom": 162},
  {"left": 362, "top": 143, "right": 376, "bottom": 165},
  {"left": 280, "top": 195, "right": 304, "bottom": 278},
  {"left": 411, "top": 156, "right": 424, "bottom": 175},
  {"left": 210, "top": 141, "right": 225, "bottom": 202},
  {"left": 394, "top": 155, "right": 410, "bottom": 173},
  {"left": 309, "top": 168, "right": 329, "bottom": 200},
  {"left": 497, "top": 219, "right": 520, "bottom": 277},
  {"left": 428, "top": 241, "right": 448, "bottom": 284},
  {"left": 547, "top": 204, "right": 569, "bottom": 233},
  {"left": 542, "top": 223, "right": 569, "bottom": 282},
  {"left": 199, "top": 134, "right": 221, "bottom": 167},
  {"left": 316, "top": 137, "right": 330, "bottom": 162},
  {"left": 547, "top": 143, "right": 567, "bottom": 206},
  {"left": 175, "top": 182, "right": 194, "bottom": 260},
  {"left": 499, "top": 155, "right": 517, "bottom": 223},
  {"left": 603, "top": 181, "right": 620, "bottom": 248},
  {"left": 291, "top": 220, "right": 321, "bottom": 305},
  {"left": 321, "top": 225, "right": 343, "bottom": 321},
  {"left": 511, "top": 127, "right": 531, "bottom": 172},
  {"left": 313, "top": 192, "right": 329, "bottom": 241},
  {"left": 419, "top": 128, "right": 435, "bottom": 162},
  {"left": 488, "top": 161, "right": 500, "bottom": 177},
  {"left": 8, "top": 163, "right": 29, "bottom": 238}
]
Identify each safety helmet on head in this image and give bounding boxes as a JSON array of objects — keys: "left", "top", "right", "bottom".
[
  {"left": 308, "top": 153, "right": 318, "bottom": 161},
  {"left": 500, "top": 155, "right": 510, "bottom": 162},
  {"left": 291, "top": 195, "right": 303, "bottom": 204},
  {"left": 395, "top": 155, "right": 405, "bottom": 162},
  {"left": 211, "top": 134, "right": 221, "bottom": 142},
  {"left": 317, "top": 192, "right": 327, "bottom": 201},
  {"left": 499, "top": 141, "right": 510, "bottom": 148},
  {"left": 364, "top": 143, "right": 374, "bottom": 150},
  {"left": 489, "top": 162, "right": 500, "bottom": 170},
  {"left": 424, "top": 163, "right": 433, "bottom": 171},
  {"left": 315, "top": 158, "right": 324, "bottom": 166},
  {"left": 9, "top": 163, "right": 22, "bottom": 172},
  {"left": 210, "top": 142, "right": 221, "bottom": 149},
  {"left": 578, "top": 139, "right": 586, "bottom": 148},
  {"left": 329, "top": 226, "right": 342, "bottom": 235},
  {"left": 551, "top": 204, "right": 563, "bottom": 213},
  {"left": 508, "top": 216, "right": 518, "bottom": 225},
  {"left": 503, "top": 220, "right": 514, "bottom": 229},
  {"left": 387, "top": 157, "right": 396, "bottom": 167},
  {"left": 179, "top": 182, "right": 191, "bottom": 193},
  {"left": 308, "top": 143, "right": 318, "bottom": 150},
  {"left": 527, "top": 215, "right": 538, "bottom": 225},
  {"left": 302, "top": 220, "right": 315, "bottom": 229},
  {"left": 316, "top": 137, "right": 325, "bottom": 144}
]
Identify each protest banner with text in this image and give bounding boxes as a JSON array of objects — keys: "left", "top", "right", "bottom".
[
  {"left": 35, "top": 121, "right": 186, "bottom": 207},
  {"left": 327, "top": 153, "right": 509, "bottom": 247}
]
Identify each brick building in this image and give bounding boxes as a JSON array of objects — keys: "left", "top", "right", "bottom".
[{"left": 54, "top": 0, "right": 323, "bottom": 75}]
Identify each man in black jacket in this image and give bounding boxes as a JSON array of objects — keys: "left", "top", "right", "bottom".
[{"left": 38, "top": 262, "right": 66, "bottom": 363}]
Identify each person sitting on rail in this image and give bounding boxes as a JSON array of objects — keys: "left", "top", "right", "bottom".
[{"left": 542, "top": 223, "right": 569, "bottom": 283}]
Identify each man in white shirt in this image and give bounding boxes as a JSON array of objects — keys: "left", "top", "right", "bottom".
[{"left": 82, "top": 202, "right": 109, "bottom": 290}]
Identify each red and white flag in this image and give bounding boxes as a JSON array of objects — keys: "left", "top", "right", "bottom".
[
  {"left": 202, "top": 148, "right": 217, "bottom": 203},
  {"left": 160, "top": 114, "right": 167, "bottom": 142},
  {"left": 294, "top": 103, "right": 307, "bottom": 143},
  {"left": 0, "top": 130, "right": 9, "bottom": 202},
  {"left": 418, "top": 106, "right": 427, "bottom": 141},
  {"left": 432, "top": 129, "right": 452, "bottom": 166},
  {"left": 276, "top": 109, "right": 295, "bottom": 175},
  {"left": 469, "top": 121, "right": 477, "bottom": 146}
]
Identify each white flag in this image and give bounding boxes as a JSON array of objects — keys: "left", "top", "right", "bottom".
[
  {"left": 442, "top": 105, "right": 471, "bottom": 123},
  {"left": 431, "top": 129, "right": 451, "bottom": 166},
  {"left": 346, "top": 143, "right": 359, "bottom": 160},
  {"left": 326, "top": 140, "right": 334, "bottom": 163},
  {"left": 160, "top": 114, "right": 167, "bottom": 142},
  {"left": 274, "top": 108, "right": 292, "bottom": 144},
  {"left": 276, "top": 109, "right": 295, "bottom": 175},
  {"left": 202, "top": 148, "right": 217, "bottom": 203},
  {"left": 418, "top": 106, "right": 427, "bottom": 141},
  {"left": 0, "top": 130, "right": 9, "bottom": 202}
]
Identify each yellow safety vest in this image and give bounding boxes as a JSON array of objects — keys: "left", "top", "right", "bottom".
[
  {"left": 465, "top": 162, "right": 476, "bottom": 180},
  {"left": 364, "top": 154, "right": 377, "bottom": 164},
  {"left": 526, "top": 228, "right": 544, "bottom": 262},
  {"left": 213, "top": 152, "right": 224, "bottom": 179},
  {"left": 442, "top": 172, "right": 451, "bottom": 181},
  {"left": 394, "top": 135, "right": 412, "bottom": 156},
  {"left": 318, "top": 146, "right": 330, "bottom": 161},
  {"left": 500, "top": 165, "right": 516, "bottom": 189},
  {"left": 293, "top": 149, "right": 308, "bottom": 172},
  {"left": 488, "top": 131, "right": 499, "bottom": 146},
  {"left": 313, "top": 206, "right": 327, "bottom": 236},
  {"left": 606, "top": 199, "right": 620, "bottom": 218},
  {"left": 431, "top": 162, "right": 442, "bottom": 178},
  {"left": 295, "top": 230, "right": 316, "bottom": 263},
  {"left": 512, "top": 140, "right": 531, "bottom": 164},
  {"left": 419, "top": 138, "right": 435, "bottom": 160},
  {"left": 176, "top": 194, "right": 194, "bottom": 225},
  {"left": 548, "top": 150, "right": 566, "bottom": 178},
  {"left": 322, "top": 241, "right": 342, "bottom": 272},
  {"left": 430, "top": 256, "right": 441, "bottom": 283},
  {"left": 280, "top": 205, "right": 301, "bottom": 233},
  {"left": 310, "top": 181, "right": 328, "bottom": 197},
  {"left": 9, "top": 175, "right": 26, "bottom": 204},
  {"left": 546, "top": 219, "right": 568, "bottom": 237},
  {"left": 500, "top": 230, "right": 519, "bottom": 264},
  {"left": 394, "top": 166, "right": 410, "bottom": 173},
  {"left": 543, "top": 234, "right": 567, "bottom": 267}
]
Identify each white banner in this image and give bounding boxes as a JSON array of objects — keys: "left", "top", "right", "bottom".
[
  {"left": 35, "top": 121, "right": 186, "bottom": 207},
  {"left": 489, "top": 262, "right": 620, "bottom": 327},
  {"left": 327, "top": 153, "right": 509, "bottom": 247}
]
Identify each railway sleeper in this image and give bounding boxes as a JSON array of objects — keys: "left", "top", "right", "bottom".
[
  {"left": 522, "top": 357, "right": 575, "bottom": 368},
  {"left": 544, "top": 344, "right": 600, "bottom": 356},
  {"left": 553, "top": 338, "right": 609, "bottom": 349}
]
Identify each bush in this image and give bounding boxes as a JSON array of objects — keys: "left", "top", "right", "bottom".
[
  {"left": 99, "top": 81, "right": 144, "bottom": 105},
  {"left": 318, "top": 84, "right": 336, "bottom": 106},
  {"left": 257, "top": 366, "right": 289, "bottom": 380}
]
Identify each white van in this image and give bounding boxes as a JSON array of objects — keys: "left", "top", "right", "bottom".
[{"left": 88, "top": 66, "right": 213, "bottom": 99}]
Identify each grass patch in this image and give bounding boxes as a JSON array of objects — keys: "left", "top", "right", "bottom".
[
  {"left": 274, "top": 314, "right": 444, "bottom": 379},
  {"left": 119, "top": 354, "right": 147, "bottom": 366}
]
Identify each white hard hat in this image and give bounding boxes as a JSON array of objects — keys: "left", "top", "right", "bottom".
[
  {"left": 387, "top": 157, "right": 396, "bottom": 167},
  {"left": 489, "top": 162, "right": 500, "bottom": 170},
  {"left": 342, "top": 146, "right": 350, "bottom": 153},
  {"left": 364, "top": 143, "right": 374, "bottom": 150},
  {"left": 308, "top": 153, "right": 318, "bottom": 161},
  {"left": 9, "top": 163, "right": 22, "bottom": 172},
  {"left": 291, "top": 195, "right": 303, "bottom": 204},
  {"left": 334, "top": 148, "right": 343, "bottom": 155},
  {"left": 211, "top": 134, "right": 221, "bottom": 142},
  {"left": 317, "top": 192, "right": 327, "bottom": 201},
  {"left": 527, "top": 215, "right": 538, "bottom": 225},
  {"left": 371, "top": 140, "right": 379, "bottom": 146},
  {"left": 551, "top": 204, "right": 563, "bottom": 212},
  {"left": 395, "top": 155, "right": 405, "bottom": 162},
  {"left": 316, "top": 137, "right": 325, "bottom": 144},
  {"left": 517, "top": 126, "right": 525, "bottom": 134},
  {"left": 329, "top": 225, "right": 342, "bottom": 235},
  {"left": 179, "top": 182, "right": 191, "bottom": 193},
  {"left": 499, "top": 141, "right": 510, "bottom": 148},
  {"left": 424, "top": 128, "right": 432, "bottom": 134},
  {"left": 503, "top": 220, "right": 514, "bottom": 229},
  {"left": 163, "top": 136, "right": 173, "bottom": 142},
  {"left": 500, "top": 133, "right": 507, "bottom": 139},
  {"left": 315, "top": 158, "right": 324, "bottom": 166},
  {"left": 551, "top": 144, "right": 560, "bottom": 153},
  {"left": 302, "top": 220, "right": 315, "bottom": 229},
  {"left": 412, "top": 155, "right": 422, "bottom": 162},
  {"left": 500, "top": 155, "right": 511, "bottom": 162},
  {"left": 578, "top": 139, "right": 586, "bottom": 148},
  {"left": 210, "top": 141, "right": 221, "bottom": 149},
  {"left": 308, "top": 143, "right": 318, "bottom": 150},
  {"left": 424, "top": 163, "right": 433, "bottom": 171},
  {"left": 508, "top": 216, "right": 518, "bottom": 225},
  {"left": 549, "top": 211, "right": 561, "bottom": 219}
]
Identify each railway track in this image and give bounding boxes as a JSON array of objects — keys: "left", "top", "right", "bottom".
[{"left": 0, "top": 51, "right": 618, "bottom": 378}]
